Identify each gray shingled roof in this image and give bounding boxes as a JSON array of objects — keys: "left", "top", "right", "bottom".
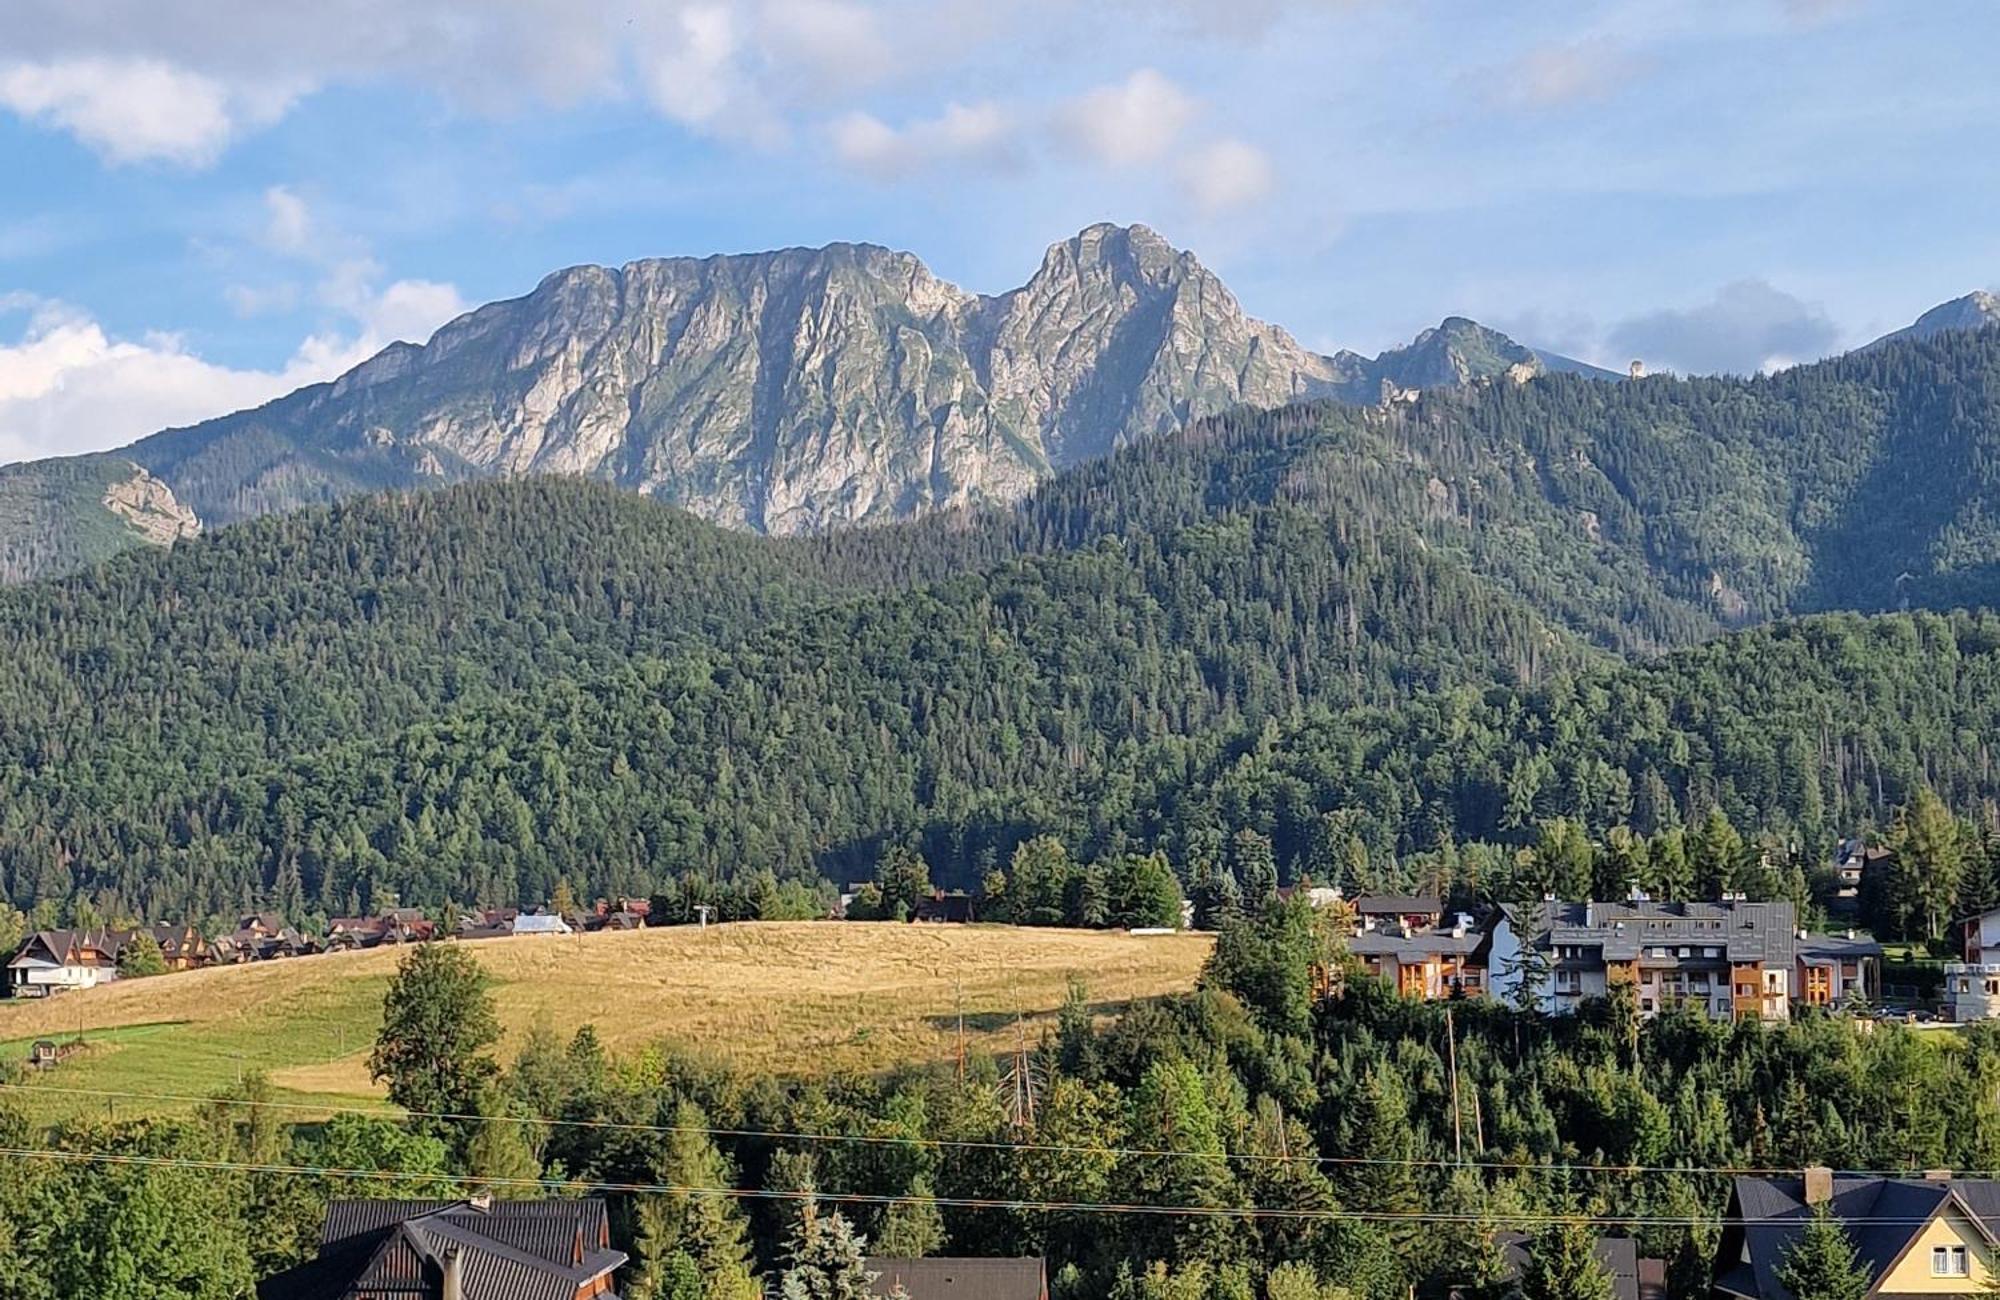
[
  {"left": 1797, "top": 932, "right": 1885, "bottom": 960},
  {"left": 1506, "top": 900, "right": 1799, "bottom": 968},
  {"left": 1351, "top": 895, "right": 1444, "bottom": 916},
  {"left": 261, "top": 1199, "right": 624, "bottom": 1300},
  {"left": 1349, "top": 929, "right": 1487, "bottom": 958},
  {"left": 865, "top": 1257, "right": 1046, "bottom": 1300},
  {"left": 1722, "top": 1176, "right": 2000, "bottom": 1300},
  {"left": 1495, "top": 1232, "right": 1644, "bottom": 1300}
]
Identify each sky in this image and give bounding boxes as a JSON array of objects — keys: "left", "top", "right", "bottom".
[{"left": 3, "top": 0, "right": 1999, "bottom": 466}]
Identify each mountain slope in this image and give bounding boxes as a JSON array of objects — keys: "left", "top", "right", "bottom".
[
  {"left": 6, "top": 330, "right": 2000, "bottom": 916},
  {"left": 0, "top": 455, "right": 199, "bottom": 583},
  {"left": 3, "top": 224, "right": 1587, "bottom": 583},
  {"left": 1863, "top": 289, "right": 2000, "bottom": 350}
]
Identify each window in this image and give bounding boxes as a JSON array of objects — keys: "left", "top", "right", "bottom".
[{"left": 1933, "top": 1246, "right": 1969, "bottom": 1278}]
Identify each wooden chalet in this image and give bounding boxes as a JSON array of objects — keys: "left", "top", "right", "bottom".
[{"left": 256, "top": 1197, "right": 625, "bottom": 1300}]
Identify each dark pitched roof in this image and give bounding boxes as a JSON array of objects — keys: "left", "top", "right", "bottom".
[
  {"left": 1349, "top": 928, "right": 1486, "bottom": 958},
  {"left": 1351, "top": 894, "right": 1444, "bottom": 915},
  {"left": 864, "top": 1257, "right": 1046, "bottom": 1300},
  {"left": 1496, "top": 1232, "right": 1642, "bottom": 1300},
  {"left": 1505, "top": 899, "right": 1799, "bottom": 966},
  {"left": 1797, "top": 932, "right": 1885, "bottom": 960},
  {"left": 1723, "top": 1176, "right": 2000, "bottom": 1300},
  {"left": 915, "top": 893, "right": 975, "bottom": 922},
  {"left": 261, "top": 1198, "right": 624, "bottom": 1300}
]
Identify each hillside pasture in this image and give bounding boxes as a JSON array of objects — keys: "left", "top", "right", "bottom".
[{"left": 0, "top": 922, "right": 1210, "bottom": 1117}]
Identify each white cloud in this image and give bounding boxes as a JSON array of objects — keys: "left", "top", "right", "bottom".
[
  {"left": 1058, "top": 69, "right": 1197, "bottom": 167},
  {"left": 223, "top": 282, "right": 302, "bottom": 317},
  {"left": 0, "top": 57, "right": 261, "bottom": 166},
  {"left": 0, "top": 303, "right": 304, "bottom": 463},
  {"left": 260, "top": 186, "right": 315, "bottom": 255},
  {"left": 757, "top": 0, "right": 892, "bottom": 98},
  {"left": 1484, "top": 37, "right": 1644, "bottom": 111},
  {"left": 0, "top": 287, "right": 469, "bottom": 466},
  {"left": 1179, "top": 137, "right": 1276, "bottom": 215},
  {"left": 0, "top": 182, "right": 468, "bottom": 466},
  {"left": 1607, "top": 280, "right": 1843, "bottom": 375},
  {"left": 643, "top": 5, "right": 744, "bottom": 128},
  {"left": 354, "top": 279, "right": 468, "bottom": 344},
  {"left": 830, "top": 101, "right": 1018, "bottom": 180}
]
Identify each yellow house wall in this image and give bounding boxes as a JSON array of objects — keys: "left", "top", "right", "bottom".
[{"left": 1877, "top": 1207, "right": 1995, "bottom": 1294}]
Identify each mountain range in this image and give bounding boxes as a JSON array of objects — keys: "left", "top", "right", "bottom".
[
  {"left": 1, "top": 223, "right": 1612, "bottom": 583},
  {"left": 8, "top": 320, "right": 2000, "bottom": 917}
]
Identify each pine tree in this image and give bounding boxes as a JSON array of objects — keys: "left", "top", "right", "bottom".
[
  {"left": 1522, "top": 1217, "right": 1614, "bottom": 1300},
  {"left": 1774, "top": 1205, "right": 1869, "bottom": 1300},
  {"left": 779, "top": 1205, "right": 876, "bottom": 1300},
  {"left": 629, "top": 1100, "right": 760, "bottom": 1300}
]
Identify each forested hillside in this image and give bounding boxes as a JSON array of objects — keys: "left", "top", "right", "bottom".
[{"left": 7, "top": 328, "right": 2000, "bottom": 921}]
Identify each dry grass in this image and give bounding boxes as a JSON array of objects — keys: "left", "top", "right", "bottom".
[{"left": 0, "top": 922, "right": 1209, "bottom": 1117}]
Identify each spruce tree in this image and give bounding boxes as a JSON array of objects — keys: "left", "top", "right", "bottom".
[
  {"left": 629, "top": 1100, "right": 760, "bottom": 1300},
  {"left": 1774, "top": 1205, "right": 1869, "bottom": 1300},
  {"left": 780, "top": 1205, "right": 876, "bottom": 1300},
  {"left": 1522, "top": 1218, "right": 1614, "bottom": 1300}
]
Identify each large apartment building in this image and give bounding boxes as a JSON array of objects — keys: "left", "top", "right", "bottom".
[{"left": 1489, "top": 898, "right": 1878, "bottom": 1022}]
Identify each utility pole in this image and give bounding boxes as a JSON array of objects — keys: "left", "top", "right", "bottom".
[
  {"left": 1445, "top": 1005, "right": 1464, "bottom": 1163},
  {"left": 954, "top": 980, "right": 966, "bottom": 1084}
]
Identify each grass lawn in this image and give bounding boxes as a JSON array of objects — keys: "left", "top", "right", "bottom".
[{"left": 0, "top": 922, "right": 1210, "bottom": 1119}]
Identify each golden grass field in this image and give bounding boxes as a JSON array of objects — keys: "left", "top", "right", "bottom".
[{"left": 0, "top": 922, "right": 1211, "bottom": 1118}]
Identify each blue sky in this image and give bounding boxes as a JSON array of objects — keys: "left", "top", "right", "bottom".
[{"left": 3, "top": 0, "right": 1998, "bottom": 464}]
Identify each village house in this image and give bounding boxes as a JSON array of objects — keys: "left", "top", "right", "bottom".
[
  {"left": 6, "top": 922, "right": 218, "bottom": 995},
  {"left": 1829, "top": 838, "right": 1894, "bottom": 906},
  {"left": 1275, "top": 883, "right": 1345, "bottom": 909},
  {"left": 1491, "top": 1233, "right": 1665, "bottom": 1300},
  {"left": 1350, "top": 893, "right": 1447, "bottom": 932},
  {"left": 1714, "top": 1168, "right": 2000, "bottom": 1300},
  {"left": 255, "top": 1196, "right": 625, "bottom": 1300},
  {"left": 207, "top": 913, "right": 318, "bottom": 963},
  {"left": 6, "top": 929, "right": 124, "bottom": 996},
  {"left": 1796, "top": 930, "right": 1882, "bottom": 1008},
  {"left": 1350, "top": 910, "right": 1493, "bottom": 999},
  {"left": 915, "top": 891, "right": 976, "bottom": 923},
  {"left": 325, "top": 908, "right": 436, "bottom": 951},
  {"left": 865, "top": 1257, "right": 1048, "bottom": 1300},
  {"left": 1491, "top": 898, "right": 1823, "bottom": 1022},
  {"left": 455, "top": 907, "right": 519, "bottom": 941},
  {"left": 1948, "top": 904, "right": 2000, "bottom": 1021},
  {"left": 583, "top": 897, "right": 650, "bottom": 931}
]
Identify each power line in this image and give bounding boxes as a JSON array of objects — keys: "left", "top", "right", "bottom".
[
  {"left": 0, "top": 1080, "right": 1979, "bottom": 1181},
  {"left": 0, "top": 1143, "right": 1968, "bottom": 1229}
]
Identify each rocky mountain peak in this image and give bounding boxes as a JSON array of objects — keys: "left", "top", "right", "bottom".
[
  {"left": 0, "top": 223, "right": 1607, "bottom": 582},
  {"left": 1863, "top": 290, "right": 2000, "bottom": 350}
]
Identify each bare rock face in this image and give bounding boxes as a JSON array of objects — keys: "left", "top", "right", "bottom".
[
  {"left": 102, "top": 468, "right": 201, "bottom": 547},
  {"left": 0, "top": 223, "right": 1594, "bottom": 584},
  {"left": 120, "top": 226, "right": 1366, "bottom": 537}
]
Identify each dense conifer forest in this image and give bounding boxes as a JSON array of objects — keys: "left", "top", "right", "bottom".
[{"left": 5, "top": 329, "right": 2000, "bottom": 922}]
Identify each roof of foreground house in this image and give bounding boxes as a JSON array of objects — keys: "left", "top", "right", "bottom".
[
  {"left": 1496, "top": 1231, "right": 1648, "bottom": 1300},
  {"left": 255, "top": 1198, "right": 625, "bottom": 1300},
  {"left": 1715, "top": 1176, "right": 2000, "bottom": 1300},
  {"left": 864, "top": 1257, "right": 1047, "bottom": 1300}
]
